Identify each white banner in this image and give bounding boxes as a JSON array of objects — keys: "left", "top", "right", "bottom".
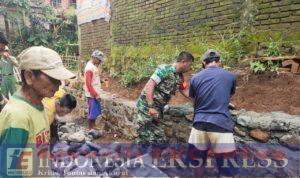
[{"left": 76, "top": 0, "right": 111, "bottom": 25}]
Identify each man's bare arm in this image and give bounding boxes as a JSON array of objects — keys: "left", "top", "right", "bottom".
[
  {"left": 7, "top": 56, "right": 19, "bottom": 67},
  {"left": 179, "top": 88, "right": 195, "bottom": 103},
  {"left": 144, "top": 79, "right": 157, "bottom": 105},
  {"left": 1, "top": 52, "right": 19, "bottom": 67},
  {"left": 179, "top": 88, "right": 189, "bottom": 98}
]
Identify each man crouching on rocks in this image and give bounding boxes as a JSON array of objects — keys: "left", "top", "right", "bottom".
[{"left": 133, "top": 51, "right": 194, "bottom": 144}]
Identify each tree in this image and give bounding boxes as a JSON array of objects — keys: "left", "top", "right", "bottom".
[{"left": 0, "top": 0, "right": 30, "bottom": 40}]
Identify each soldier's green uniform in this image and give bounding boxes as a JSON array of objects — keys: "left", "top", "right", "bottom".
[
  {"left": 134, "top": 64, "right": 184, "bottom": 143},
  {"left": 0, "top": 56, "right": 18, "bottom": 98}
]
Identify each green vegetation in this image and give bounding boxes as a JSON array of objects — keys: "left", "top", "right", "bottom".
[
  {"left": 250, "top": 61, "right": 266, "bottom": 74},
  {"left": 250, "top": 41, "right": 281, "bottom": 74},
  {"left": 107, "top": 30, "right": 247, "bottom": 87},
  {"left": 250, "top": 60, "right": 280, "bottom": 74},
  {"left": 0, "top": 0, "right": 77, "bottom": 56},
  {"left": 267, "top": 41, "right": 281, "bottom": 57},
  {"left": 107, "top": 28, "right": 292, "bottom": 86}
]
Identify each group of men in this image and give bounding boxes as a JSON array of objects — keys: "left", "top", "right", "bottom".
[
  {"left": 134, "top": 50, "right": 237, "bottom": 177},
  {"left": 0, "top": 31, "right": 237, "bottom": 177},
  {"left": 0, "top": 36, "right": 79, "bottom": 177},
  {"left": 77, "top": 48, "right": 238, "bottom": 176}
]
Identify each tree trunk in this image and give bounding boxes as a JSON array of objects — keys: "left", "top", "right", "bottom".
[{"left": 4, "top": 13, "right": 10, "bottom": 41}]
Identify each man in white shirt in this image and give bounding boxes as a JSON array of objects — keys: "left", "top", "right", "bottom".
[{"left": 84, "top": 50, "right": 104, "bottom": 129}]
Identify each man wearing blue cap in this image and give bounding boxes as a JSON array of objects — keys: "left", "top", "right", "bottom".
[{"left": 188, "top": 49, "right": 238, "bottom": 177}]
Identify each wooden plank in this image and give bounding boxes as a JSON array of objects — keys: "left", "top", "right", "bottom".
[
  {"left": 279, "top": 68, "right": 291, "bottom": 72},
  {"left": 282, "top": 59, "right": 295, "bottom": 67},
  {"left": 282, "top": 59, "right": 300, "bottom": 73},
  {"left": 254, "top": 56, "right": 300, "bottom": 61},
  {"left": 291, "top": 62, "right": 299, "bottom": 73}
]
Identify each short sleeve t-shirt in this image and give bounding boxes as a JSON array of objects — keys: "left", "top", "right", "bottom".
[
  {"left": 136, "top": 64, "right": 182, "bottom": 115},
  {"left": 42, "top": 87, "right": 65, "bottom": 124},
  {"left": 0, "top": 95, "right": 50, "bottom": 145},
  {"left": 84, "top": 61, "right": 102, "bottom": 98},
  {"left": 189, "top": 66, "right": 236, "bottom": 131},
  {"left": 0, "top": 94, "right": 50, "bottom": 177}
]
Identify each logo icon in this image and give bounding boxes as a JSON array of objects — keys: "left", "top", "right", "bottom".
[{"left": 6, "top": 148, "right": 33, "bottom": 176}]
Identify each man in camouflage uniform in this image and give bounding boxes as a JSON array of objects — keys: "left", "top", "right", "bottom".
[{"left": 134, "top": 51, "right": 194, "bottom": 143}]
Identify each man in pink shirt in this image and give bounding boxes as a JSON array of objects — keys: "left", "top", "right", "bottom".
[{"left": 84, "top": 50, "right": 104, "bottom": 129}]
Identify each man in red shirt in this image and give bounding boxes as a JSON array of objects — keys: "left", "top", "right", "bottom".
[{"left": 84, "top": 50, "right": 104, "bottom": 129}]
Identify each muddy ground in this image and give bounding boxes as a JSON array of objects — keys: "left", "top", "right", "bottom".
[{"left": 102, "top": 68, "right": 300, "bottom": 115}]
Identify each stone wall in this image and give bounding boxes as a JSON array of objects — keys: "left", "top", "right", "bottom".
[
  {"left": 99, "top": 92, "right": 300, "bottom": 148},
  {"left": 56, "top": 89, "right": 300, "bottom": 177},
  {"left": 78, "top": 18, "right": 110, "bottom": 57}
]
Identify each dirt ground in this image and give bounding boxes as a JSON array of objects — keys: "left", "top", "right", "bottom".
[{"left": 102, "top": 69, "right": 300, "bottom": 115}]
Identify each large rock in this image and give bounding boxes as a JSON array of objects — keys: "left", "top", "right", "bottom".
[
  {"left": 236, "top": 114, "right": 252, "bottom": 127},
  {"left": 249, "top": 129, "right": 271, "bottom": 143},
  {"left": 60, "top": 133, "right": 69, "bottom": 141},
  {"left": 164, "top": 104, "right": 194, "bottom": 117},
  {"left": 185, "top": 114, "right": 193, "bottom": 122},
  {"left": 68, "top": 132, "right": 85, "bottom": 143},
  {"left": 234, "top": 126, "right": 246, "bottom": 137},
  {"left": 78, "top": 143, "right": 92, "bottom": 155},
  {"left": 60, "top": 125, "right": 72, "bottom": 133},
  {"left": 280, "top": 135, "right": 300, "bottom": 150},
  {"left": 236, "top": 111, "right": 300, "bottom": 131},
  {"left": 86, "top": 142, "right": 102, "bottom": 152},
  {"left": 88, "top": 129, "right": 103, "bottom": 139},
  {"left": 122, "top": 154, "right": 168, "bottom": 177},
  {"left": 67, "top": 142, "right": 82, "bottom": 155},
  {"left": 51, "top": 143, "right": 70, "bottom": 156}
]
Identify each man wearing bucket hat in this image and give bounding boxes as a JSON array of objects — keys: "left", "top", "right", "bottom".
[
  {"left": 0, "top": 46, "right": 75, "bottom": 177},
  {"left": 188, "top": 49, "right": 238, "bottom": 177},
  {"left": 84, "top": 50, "right": 104, "bottom": 129}
]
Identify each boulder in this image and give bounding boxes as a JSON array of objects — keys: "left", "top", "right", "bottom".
[
  {"left": 87, "top": 142, "right": 102, "bottom": 152},
  {"left": 249, "top": 129, "right": 270, "bottom": 143},
  {"left": 234, "top": 126, "right": 246, "bottom": 137},
  {"left": 236, "top": 111, "right": 300, "bottom": 131},
  {"left": 60, "top": 125, "right": 72, "bottom": 133},
  {"left": 236, "top": 114, "right": 252, "bottom": 127},
  {"left": 88, "top": 129, "right": 104, "bottom": 139},
  {"left": 68, "top": 132, "right": 85, "bottom": 143},
  {"left": 78, "top": 143, "right": 92, "bottom": 155},
  {"left": 67, "top": 142, "right": 82, "bottom": 155},
  {"left": 185, "top": 114, "right": 193, "bottom": 122},
  {"left": 60, "top": 133, "right": 69, "bottom": 141},
  {"left": 280, "top": 135, "right": 300, "bottom": 150}
]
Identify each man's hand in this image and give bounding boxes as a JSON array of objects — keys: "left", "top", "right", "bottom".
[
  {"left": 133, "top": 119, "right": 144, "bottom": 129},
  {"left": 149, "top": 108, "right": 159, "bottom": 118},
  {"left": 0, "top": 51, "right": 9, "bottom": 58},
  {"left": 96, "top": 96, "right": 101, "bottom": 102},
  {"left": 229, "top": 103, "right": 236, "bottom": 110}
]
